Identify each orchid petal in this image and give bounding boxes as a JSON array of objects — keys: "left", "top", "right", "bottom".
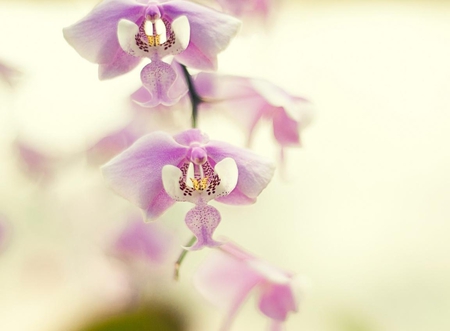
[
  {"left": 272, "top": 107, "right": 301, "bottom": 147},
  {"left": 173, "top": 128, "right": 209, "bottom": 146},
  {"left": 98, "top": 49, "right": 142, "bottom": 80},
  {"left": 258, "top": 282, "right": 298, "bottom": 321},
  {"left": 114, "top": 217, "right": 174, "bottom": 264},
  {"left": 86, "top": 122, "right": 139, "bottom": 165},
  {"left": 101, "top": 131, "right": 188, "bottom": 220},
  {"left": 194, "top": 243, "right": 263, "bottom": 329},
  {"left": 251, "top": 79, "right": 311, "bottom": 122},
  {"left": 139, "top": 60, "right": 177, "bottom": 107},
  {"left": 63, "top": 0, "right": 145, "bottom": 65},
  {"left": 206, "top": 142, "right": 275, "bottom": 205},
  {"left": 161, "top": 1, "right": 241, "bottom": 70},
  {"left": 117, "top": 19, "right": 149, "bottom": 58},
  {"left": 269, "top": 320, "right": 285, "bottom": 331},
  {"left": 184, "top": 205, "right": 222, "bottom": 250}
]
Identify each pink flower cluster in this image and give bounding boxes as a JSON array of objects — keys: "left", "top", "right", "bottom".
[{"left": 64, "top": 0, "right": 312, "bottom": 330}]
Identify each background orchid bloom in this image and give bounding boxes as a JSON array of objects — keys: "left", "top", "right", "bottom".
[
  {"left": 63, "top": 0, "right": 240, "bottom": 106},
  {"left": 194, "top": 241, "right": 301, "bottom": 331},
  {"left": 113, "top": 216, "right": 175, "bottom": 265},
  {"left": 0, "top": 60, "right": 21, "bottom": 87},
  {"left": 215, "top": 0, "right": 274, "bottom": 23},
  {"left": 196, "top": 73, "right": 313, "bottom": 157},
  {"left": 102, "top": 129, "right": 275, "bottom": 249}
]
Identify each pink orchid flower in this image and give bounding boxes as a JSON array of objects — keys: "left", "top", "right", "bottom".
[
  {"left": 63, "top": 0, "right": 240, "bottom": 106},
  {"left": 195, "top": 241, "right": 301, "bottom": 331},
  {"left": 196, "top": 73, "right": 313, "bottom": 156},
  {"left": 114, "top": 216, "right": 175, "bottom": 265},
  {"left": 102, "top": 129, "right": 274, "bottom": 250}
]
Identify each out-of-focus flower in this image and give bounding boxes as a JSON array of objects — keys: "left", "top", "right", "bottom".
[
  {"left": 196, "top": 73, "right": 313, "bottom": 155},
  {"left": 14, "top": 139, "right": 58, "bottom": 182},
  {"left": 86, "top": 96, "right": 190, "bottom": 166},
  {"left": 102, "top": 129, "right": 274, "bottom": 249},
  {"left": 114, "top": 216, "right": 175, "bottom": 265},
  {"left": 86, "top": 122, "right": 141, "bottom": 166},
  {"left": 63, "top": 0, "right": 240, "bottom": 106},
  {"left": 215, "top": 0, "right": 274, "bottom": 23},
  {"left": 0, "top": 214, "right": 13, "bottom": 253},
  {"left": 194, "top": 241, "right": 302, "bottom": 331},
  {"left": 0, "top": 60, "right": 21, "bottom": 87}
]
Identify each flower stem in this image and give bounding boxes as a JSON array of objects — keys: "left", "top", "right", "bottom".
[
  {"left": 173, "top": 65, "right": 203, "bottom": 280},
  {"left": 180, "top": 64, "right": 202, "bottom": 128},
  {"left": 174, "top": 235, "right": 196, "bottom": 281}
]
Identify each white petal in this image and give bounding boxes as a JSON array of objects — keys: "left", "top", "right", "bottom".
[
  {"left": 162, "top": 164, "right": 198, "bottom": 204},
  {"left": 251, "top": 79, "right": 302, "bottom": 122},
  {"left": 117, "top": 19, "right": 149, "bottom": 58},
  {"left": 152, "top": 16, "right": 190, "bottom": 60},
  {"left": 214, "top": 157, "right": 238, "bottom": 194}
]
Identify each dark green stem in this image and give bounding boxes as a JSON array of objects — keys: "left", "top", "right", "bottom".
[
  {"left": 174, "top": 66, "right": 203, "bottom": 280},
  {"left": 180, "top": 64, "right": 202, "bottom": 128},
  {"left": 174, "top": 235, "right": 196, "bottom": 281}
]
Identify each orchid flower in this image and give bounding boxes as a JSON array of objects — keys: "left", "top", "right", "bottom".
[
  {"left": 194, "top": 241, "right": 302, "bottom": 331},
  {"left": 196, "top": 73, "right": 313, "bottom": 158},
  {"left": 63, "top": 0, "right": 240, "bottom": 106},
  {"left": 102, "top": 129, "right": 275, "bottom": 250},
  {"left": 114, "top": 216, "right": 175, "bottom": 265}
]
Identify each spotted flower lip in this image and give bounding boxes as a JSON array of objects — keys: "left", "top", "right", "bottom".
[
  {"left": 63, "top": 0, "right": 241, "bottom": 80},
  {"left": 101, "top": 129, "right": 275, "bottom": 249},
  {"left": 194, "top": 241, "right": 302, "bottom": 331},
  {"left": 195, "top": 73, "right": 313, "bottom": 152}
]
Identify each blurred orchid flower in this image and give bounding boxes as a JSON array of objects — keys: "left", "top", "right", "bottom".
[
  {"left": 63, "top": 0, "right": 240, "bottom": 106},
  {"left": 14, "top": 139, "right": 58, "bottom": 182},
  {"left": 114, "top": 216, "right": 175, "bottom": 265},
  {"left": 196, "top": 73, "right": 313, "bottom": 157},
  {"left": 195, "top": 241, "right": 302, "bottom": 331},
  {"left": 0, "top": 60, "right": 21, "bottom": 87},
  {"left": 102, "top": 129, "right": 274, "bottom": 249},
  {"left": 215, "top": 0, "right": 274, "bottom": 23}
]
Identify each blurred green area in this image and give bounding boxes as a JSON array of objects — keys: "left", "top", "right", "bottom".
[{"left": 74, "top": 304, "right": 187, "bottom": 331}]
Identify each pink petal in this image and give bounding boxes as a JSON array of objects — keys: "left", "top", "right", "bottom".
[
  {"left": 272, "top": 107, "right": 301, "bottom": 147},
  {"left": 194, "top": 243, "right": 263, "bottom": 328},
  {"left": 132, "top": 60, "right": 188, "bottom": 107},
  {"left": 63, "top": 0, "right": 145, "bottom": 75},
  {"left": 101, "top": 131, "right": 188, "bottom": 220},
  {"left": 98, "top": 48, "right": 142, "bottom": 80},
  {"left": 173, "top": 128, "right": 209, "bottom": 146},
  {"left": 161, "top": 1, "right": 241, "bottom": 70},
  {"left": 184, "top": 205, "right": 222, "bottom": 250},
  {"left": 132, "top": 59, "right": 188, "bottom": 107},
  {"left": 195, "top": 74, "right": 267, "bottom": 144},
  {"left": 269, "top": 320, "right": 285, "bottom": 331},
  {"left": 217, "top": 0, "right": 274, "bottom": 22},
  {"left": 114, "top": 217, "right": 174, "bottom": 264},
  {"left": 0, "top": 61, "right": 21, "bottom": 87},
  {"left": 86, "top": 123, "right": 140, "bottom": 165},
  {"left": 205, "top": 141, "right": 275, "bottom": 205},
  {"left": 258, "top": 282, "right": 298, "bottom": 321}
]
